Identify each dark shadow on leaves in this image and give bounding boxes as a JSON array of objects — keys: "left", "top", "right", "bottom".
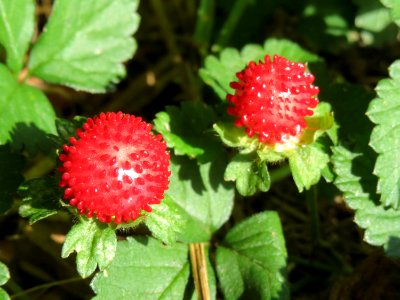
[
  {"left": 386, "top": 236, "right": 400, "bottom": 258},
  {"left": 173, "top": 155, "right": 205, "bottom": 195},
  {"left": 326, "top": 83, "right": 379, "bottom": 202},
  {"left": 0, "top": 143, "right": 25, "bottom": 212},
  {"left": 9, "top": 122, "right": 56, "bottom": 156}
]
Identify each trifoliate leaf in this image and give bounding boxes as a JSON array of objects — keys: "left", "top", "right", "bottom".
[
  {"left": 154, "top": 102, "right": 221, "bottom": 162},
  {"left": 62, "top": 218, "right": 117, "bottom": 278},
  {"left": 333, "top": 145, "right": 400, "bottom": 257},
  {"left": 199, "top": 38, "right": 320, "bottom": 100},
  {"left": 91, "top": 236, "right": 190, "bottom": 299},
  {"left": 0, "top": 0, "right": 35, "bottom": 73},
  {"left": 288, "top": 143, "right": 330, "bottom": 192},
  {"left": 166, "top": 155, "right": 234, "bottom": 243},
  {"left": 381, "top": 0, "right": 400, "bottom": 26},
  {"left": 18, "top": 178, "right": 61, "bottom": 224},
  {"left": 216, "top": 212, "right": 289, "bottom": 299},
  {"left": 0, "top": 261, "right": 10, "bottom": 300},
  {"left": 28, "top": 0, "right": 140, "bottom": 93},
  {"left": 0, "top": 144, "right": 25, "bottom": 212},
  {"left": 225, "top": 153, "right": 270, "bottom": 196},
  {"left": 0, "top": 64, "right": 56, "bottom": 155},
  {"left": 367, "top": 60, "right": 400, "bottom": 209},
  {"left": 145, "top": 195, "right": 185, "bottom": 245}
]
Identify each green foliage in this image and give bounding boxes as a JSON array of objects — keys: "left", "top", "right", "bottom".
[
  {"left": 91, "top": 236, "right": 190, "bottom": 299},
  {"left": 145, "top": 195, "right": 185, "bottom": 245},
  {"left": 287, "top": 143, "right": 330, "bottom": 192},
  {"left": 381, "top": 0, "right": 400, "bottom": 26},
  {"left": 166, "top": 155, "right": 234, "bottom": 242},
  {"left": 0, "top": 145, "right": 24, "bottom": 212},
  {"left": 225, "top": 153, "right": 270, "bottom": 196},
  {"left": 0, "top": 64, "right": 56, "bottom": 155},
  {"left": 154, "top": 102, "right": 221, "bottom": 162},
  {"left": 216, "top": 212, "right": 289, "bottom": 299},
  {"left": 62, "top": 218, "right": 117, "bottom": 278},
  {"left": 28, "top": 0, "right": 140, "bottom": 93},
  {"left": 332, "top": 145, "right": 400, "bottom": 257},
  {"left": 0, "top": 261, "right": 10, "bottom": 300},
  {"left": 367, "top": 60, "right": 400, "bottom": 209},
  {"left": 354, "top": 0, "right": 397, "bottom": 46},
  {"left": 53, "top": 116, "right": 87, "bottom": 146},
  {"left": 200, "top": 38, "right": 320, "bottom": 100},
  {"left": 0, "top": 0, "right": 35, "bottom": 73},
  {"left": 18, "top": 178, "right": 61, "bottom": 224}
]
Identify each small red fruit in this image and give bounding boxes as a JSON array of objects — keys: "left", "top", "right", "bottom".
[
  {"left": 58, "top": 112, "right": 171, "bottom": 224},
  {"left": 227, "top": 54, "right": 319, "bottom": 145}
]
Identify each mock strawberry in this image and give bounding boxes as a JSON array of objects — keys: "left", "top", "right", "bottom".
[
  {"left": 227, "top": 54, "right": 319, "bottom": 145},
  {"left": 58, "top": 112, "right": 171, "bottom": 224}
]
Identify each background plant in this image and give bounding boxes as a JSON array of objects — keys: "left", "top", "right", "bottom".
[{"left": 1, "top": 0, "right": 400, "bottom": 299}]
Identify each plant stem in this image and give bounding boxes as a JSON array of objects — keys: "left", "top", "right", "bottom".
[
  {"left": 189, "top": 243, "right": 210, "bottom": 300},
  {"left": 10, "top": 277, "right": 84, "bottom": 299},
  {"left": 213, "top": 0, "right": 251, "bottom": 51},
  {"left": 306, "top": 185, "right": 320, "bottom": 243},
  {"left": 269, "top": 164, "right": 291, "bottom": 184},
  {"left": 194, "top": 0, "right": 215, "bottom": 56}
]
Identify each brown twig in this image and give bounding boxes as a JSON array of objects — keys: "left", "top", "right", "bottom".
[{"left": 189, "top": 243, "right": 210, "bottom": 300}]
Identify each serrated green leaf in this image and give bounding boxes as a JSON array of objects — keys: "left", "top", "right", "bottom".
[
  {"left": 18, "top": 178, "right": 61, "bottom": 224},
  {"left": 0, "top": 145, "right": 24, "bottom": 212},
  {"left": 62, "top": 218, "right": 117, "bottom": 278},
  {"left": 28, "top": 0, "right": 140, "bottom": 93},
  {"left": 333, "top": 145, "right": 400, "bottom": 257},
  {"left": 154, "top": 102, "right": 221, "bottom": 162},
  {"left": 199, "top": 38, "right": 321, "bottom": 100},
  {"left": 381, "top": 0, "right": 400, "bottom": 26},
  {"left": 288, "top": 143, "right": 330, "bottom": 192},
  {"left": 91, "top": 236, "right": 190, "bottom": 299},
  {"left": 367, "top": 60, "right": 400, "bottom": 209},
  {"left": 225, "top": 153, "right": 270, "bottom": 196},
  {"left": 0, "top": 0, "right": 35, "bottom": 73},
  {"left": 166, "top": 155, "right": 234, "bottom": 243},
  {"left": 216, "top": 212, "right": 289, "bottom": 300},
  {"left": 145, "top": 195, "right": 185, "bottom": 245},
  {"left": 0, "top": 64, "right": 56, "bottom": 155}
]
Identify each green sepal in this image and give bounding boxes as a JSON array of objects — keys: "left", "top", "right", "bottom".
[
  {"left": 62, "top": 217, "right": 117, "bottom": 278},
  {"left": 287, "top": 142, "right": 330, "bottom": 192},
  {"left": 225, "top": 153, "right": 270, "bottom": 196}
]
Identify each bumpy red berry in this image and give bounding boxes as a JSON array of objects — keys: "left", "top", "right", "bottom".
[
  {"left": 227, "top": 54, "right": 319, "bottom": 145},
  {"left": 58, "top": 112, "right": 171, "bottom": 224}
]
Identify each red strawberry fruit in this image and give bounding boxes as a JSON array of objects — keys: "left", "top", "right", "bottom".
[
  {"left": 227, "top": 54, "right": 319, "bottom": 145},
  {"left": 58, "top": 112, "right": 171, "bottom": 224}
]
